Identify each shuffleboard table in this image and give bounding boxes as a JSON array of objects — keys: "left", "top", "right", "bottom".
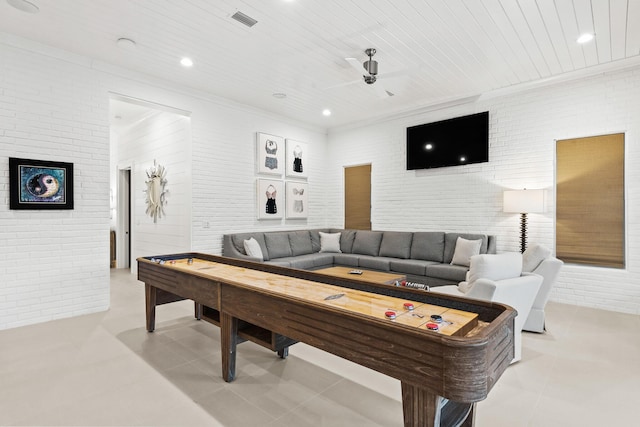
[{"left": 138, "top": 253, "right": 516, "bottom": 427}]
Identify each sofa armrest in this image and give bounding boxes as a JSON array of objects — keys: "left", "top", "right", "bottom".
[
  {"left": 468, "top": 273, "right": 542, "bottom": 323},
  {"left": 530, "top": 257, "right": 563, "bottom": 310},
  {"left": 222, "top": 234, "right": 264, "bottom": 262}
]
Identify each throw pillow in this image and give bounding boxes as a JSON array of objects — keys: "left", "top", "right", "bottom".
[
  {"left": 243, "top": 238, "right": 264, "bottom": 260},
  {"left": 522, "top": 243, "right": 551, "bottom": 272},
  {"left": 319, "top": 232, "right": 342, "bottom": 253},
  {"left": 450, "top": 237, "right": 482, "bottom": 267}
]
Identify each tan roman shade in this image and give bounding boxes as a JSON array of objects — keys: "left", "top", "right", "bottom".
[{"left": 556, "top": 133, "right": 625, "bottom": 268}]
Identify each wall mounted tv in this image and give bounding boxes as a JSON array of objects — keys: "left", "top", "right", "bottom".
[{"left": 406, "top": 111, "right": 489, "bottom": 170}]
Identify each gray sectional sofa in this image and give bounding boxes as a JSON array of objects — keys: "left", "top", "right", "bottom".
[{"left": 222, "top": 229, "right": 496, "bottom": 286}]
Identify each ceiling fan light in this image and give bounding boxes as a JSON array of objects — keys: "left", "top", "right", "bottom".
[{"left": 363, "top": 59, "right": 378, "bottom": 75}]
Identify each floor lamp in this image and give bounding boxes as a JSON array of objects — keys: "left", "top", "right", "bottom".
[{"left": 503, "top": 189, "right": 545, "bottom": 253}]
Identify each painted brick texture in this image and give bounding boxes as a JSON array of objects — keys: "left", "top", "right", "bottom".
[{"left": 327, "top": 68, "right": 640, "bottom": 315}]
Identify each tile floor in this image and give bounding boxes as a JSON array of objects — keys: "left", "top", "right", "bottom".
[{"left": 0, "top": 268, "right": 638, "bottom": 426}]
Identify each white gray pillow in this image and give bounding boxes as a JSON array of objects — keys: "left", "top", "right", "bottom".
[
  {"left": 319, "top": 232, "right": 342, "bottom": 253},
  {"left": 522, "top": 243, "right": 551, "bottom": 272},
  {"left": 243, "top": 237, "right": 264, "bottom": 260},
  {"left": 450, "top": 237, "right": 482, "bottom": 267}
]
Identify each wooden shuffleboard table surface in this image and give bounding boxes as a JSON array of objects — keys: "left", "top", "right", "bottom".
[
  {"left": 168, "top": 257, "right": 477, "bottom": 337},
  {"left": 138, "top": 253, "right": 516, "bottom": 427}
]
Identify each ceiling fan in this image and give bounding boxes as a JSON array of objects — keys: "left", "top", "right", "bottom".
[{"left": 344, "top": 48, "right": 396, "bottom": 98}]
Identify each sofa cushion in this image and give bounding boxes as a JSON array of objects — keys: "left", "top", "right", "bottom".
[
  {"left": 289, "top": 231, "right": 313, "bottom": 256},
  {"left": 352, "top": 231, "right": 384, "bottom": 256},
  {"left": 265, "top": 259, "right": 292, "bottom": 267},
  {"left": 309, "top": 230, "right": 323, "bottom": 252},
  {"left": 319, "top": 232, "right": 342, "bottom": 253},
  {"left": 231, "top": 233, "right": 270, "bottom": 261},
  {"left": 332, "top": 253, "right": 359, "bottom": 267},
  {"left": 379, "top": 232, "right": 413, "bottom": 259},
  {"left": 444, "top": 233, "right": 488, "bottom": 264},
  {"left": 522, "top": 243, "right": 551, "bottom": 272},
  {"left": 389, "top": 259, "right": 437, "bottom": 276},
  {"left": 340, "top": 229, "right": 357, "bottom": 253},
  {"left": 243, "top": 238, "right": 264, "bottom": 260},
  {"left": 411, "top": 232, "right": 445, "bottom": 262},
  {"left": 358, "top": 255, "right": 391, "bottom": 271},
  {"left": 425, "top": 264, "right": 469, "bottom": 282},
  {"left": 450, "top": 237, "right": 482, "bottom": 267},
  {"left": 264, "top": 232, "right": 292, "bottom": 259}
]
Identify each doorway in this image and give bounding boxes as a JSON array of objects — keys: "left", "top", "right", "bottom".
[
  {"left": 344, "top": 164, "right": 371, "bottom": 230},
  {"left": 116, "top": 168, "right": 131, "bottom": 269}
]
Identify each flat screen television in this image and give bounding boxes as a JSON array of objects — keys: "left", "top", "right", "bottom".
[{"left": 406, "top": 111, "right": 489, "bottom": 170}]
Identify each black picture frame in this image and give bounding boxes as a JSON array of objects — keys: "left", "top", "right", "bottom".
[{"left": 9, "top": 157, "right": 74, "bottom": 210}]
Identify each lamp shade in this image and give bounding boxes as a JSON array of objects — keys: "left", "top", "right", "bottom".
[{"left": 503, "top": 189, "right": 545, "bottom": 213}]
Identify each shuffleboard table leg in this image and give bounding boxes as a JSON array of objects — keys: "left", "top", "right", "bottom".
[
  {"left": 194, "top": 302, "right": 202, "bottom": 320},
  {"left": 220, "top": 312, "right": 238, "bottom": 382},
  {"left": 145, "top": 284, "right": 157, "bottom": 332},
  {"left": 401, "top": 381, "right": 441, "bottom": 427},
  {"left": 277, "top": 347, "right": 289, "bottom": 359}
]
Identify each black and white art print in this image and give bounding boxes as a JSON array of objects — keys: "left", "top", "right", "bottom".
[
  {"left": 286, "top": 181, "right": 308, "bottom": 219},
  {"left": 257, "top": 133, "right": 285, "bottom": 176},
  {"left": 257, "top": 179, "right": 284, "bottom": 220},
  {"left": 285, "top": 139, "right": 308, "bottom": 179}
]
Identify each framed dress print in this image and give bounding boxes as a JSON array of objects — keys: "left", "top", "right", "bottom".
[
  {"left": 257, "top": 133, "right": 284, "bottom": 176},
  {"left": 286, "top": 181, "right": 308, "bottom": 219},
  {"left": 285, "top": 139, "right": 308, "bottom": 179},
  {"left": 257, "top": 178, "right": 284, "bottom": 220}
]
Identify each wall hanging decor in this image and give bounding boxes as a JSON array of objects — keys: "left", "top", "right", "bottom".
[
  {"left": 257, "top": 132, "right": 285, "bottom": 176},
  {"left": 144, "top": 160, "right": 168, "bottom": 223},
  {"left": 257, "top": 178, "right": 284, "bottom": 220},
  {"left": 286, "top": 181, "right": 308, "bottom": 219},
  {"left": 9, "top": 157, "right": 74, "bottom": 210},
  {"left": 285, "top": 139, "right": 308, "bottom": 179}
]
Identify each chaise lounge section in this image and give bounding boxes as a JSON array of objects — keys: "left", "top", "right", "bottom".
[{"left": 222, "top": 229, "right": 496, "bottom": 286}]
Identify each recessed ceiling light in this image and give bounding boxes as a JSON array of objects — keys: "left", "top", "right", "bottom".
[
  {"left": 272, "top": 93, "right": 287, "bottom": 99},
  {"left": 6, "top": 0, "right": 39, "bottom": 14},
  {"left": 577, "top": 33, "right": 594, "bottom": 44},
  {"left": 322, "top": 109, "right": 331, "bottom": 116},
  {"left": 180, "top": 57, "right": 193, "bottom": 67},
  {"left": 116, "top": 38, "right": 137, "bottom": 51}
]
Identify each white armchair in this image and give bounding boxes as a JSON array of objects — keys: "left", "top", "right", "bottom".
[
  {"left": 521, "top": 244, "right": 563, "bottom": 333},
  {"left": 431, "top": 252, "right": 542, "bottom": 363}
]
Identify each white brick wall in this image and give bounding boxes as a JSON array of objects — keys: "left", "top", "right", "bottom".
[
  {"left": 116, "top": 111, "right": 192, "bottom": 274},
  {"left": 0, "top": 35, "right": 329, "bottom": 330},
  {"left": 0, "top": 42, "right": 110, "bottom": 329},
  {"left": 189, "top": 101, "right": 330, "bottom": 254},
  {"left": 3, "top": 31, "right": 639, "bottom": 332},
  {"left": 327, "top": 67, "right": 640, "bottom": 315}
]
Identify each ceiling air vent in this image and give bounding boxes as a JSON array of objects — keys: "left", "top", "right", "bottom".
[{"left": 231, "top": 11, "right": 258, "bottom": 28}]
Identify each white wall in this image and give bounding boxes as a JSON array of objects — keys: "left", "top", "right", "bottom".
[
  {"left": 0, "top": 41, "right": 111, "bottom": 329},
  {"left": 189, "top": 101, "right": 330, "bottom": 254},
  {"left": 116, "top": 110, "right": 192, "bottom": 272},
  {"left": 327, "top": 67, "right": 640, "bottom": 315},
  {"left": 0, "top": 34, "right": 329, "bottom": 330}
]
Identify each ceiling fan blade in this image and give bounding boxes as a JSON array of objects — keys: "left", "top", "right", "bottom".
[
  {"left": 372, "top": 83, "right": 394, "bottom": 99},
  {"left": 324, "top": 78, "right": 361, "bottom": 90},
  {"left": 345, "top": 57, "right": 364, "bottom": 75}
]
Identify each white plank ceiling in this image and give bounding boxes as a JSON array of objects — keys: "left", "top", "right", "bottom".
[{"left": 1, "top": 0, "right": 639, "bottom": 129}]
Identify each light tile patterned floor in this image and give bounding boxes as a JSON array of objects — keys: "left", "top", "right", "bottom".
[{"left": 0, "top": 268, "right": 638, "bottom": 426}]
